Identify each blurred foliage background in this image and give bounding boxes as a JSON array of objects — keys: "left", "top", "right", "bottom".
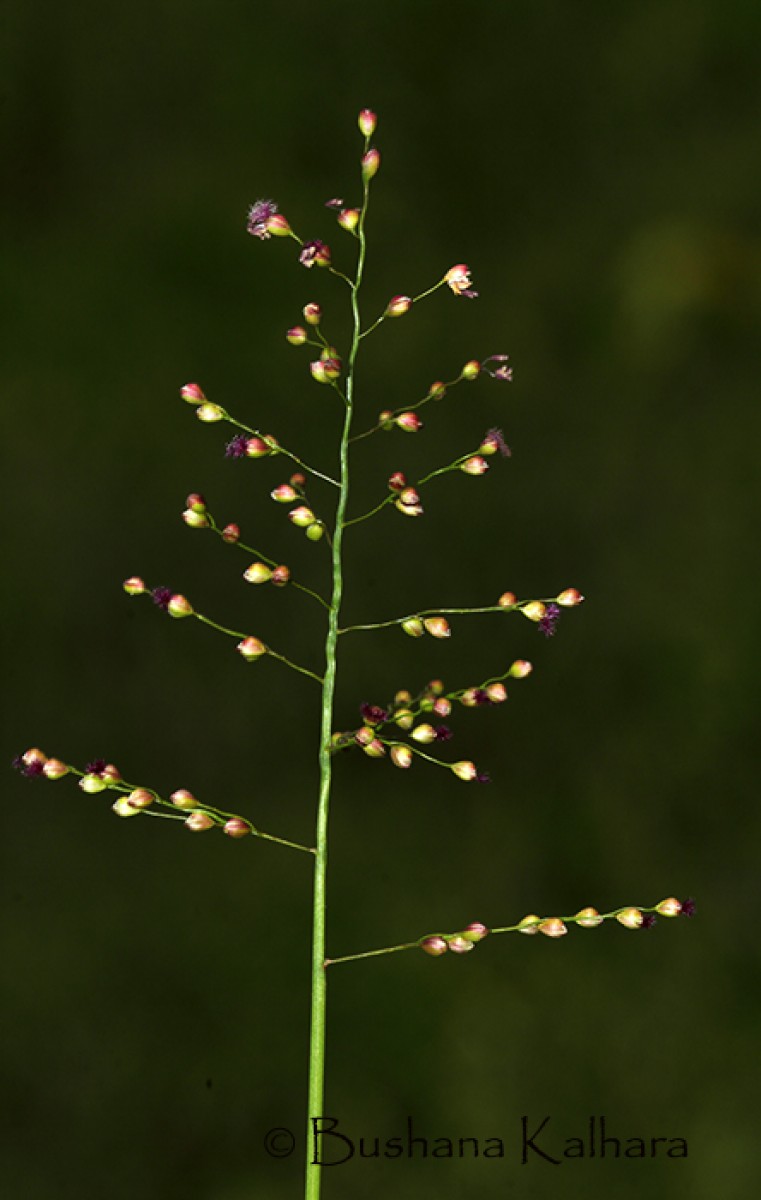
[{"left": 2, "top": 1, "right": 760, "bottom": 1197}]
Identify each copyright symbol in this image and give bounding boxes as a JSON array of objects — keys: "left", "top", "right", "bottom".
[{"left": 264, "top": 1127, "right": 296, "bottom": 1158}]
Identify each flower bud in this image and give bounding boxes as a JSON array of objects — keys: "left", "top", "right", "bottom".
[
  {"left": 509, "top": 659, "right": 533, "bottom": 678},
  {"left": 459, "top": 688, "right": 479, "bottom": 708},
  {"left": 101, "top": 763, "right": 121, "bottom": 785},
  {"left": 463, "top": 922, "right": 489, "bottom": 943},
  {"left": 222, "top": 523, "right": 240, "bottom": 544},
  {"left": 656, "top": 897, "right": 682, "bottom": 918},
  {"left": 170, "top": 788, "right": 199, "bottom": 810},
  {"left": 186, "top": 492, "right": 206, "bottom": 514},
  {"left": 127, "top": 788, "right": 154, "bottom": 810},
  {"left": 402, "top": 617, "right": 425, "bottom": 637},
  {"left": 243, "top": 562, "right": 272, "bottom": 585},
  {"left": 303, "top": 302, "right": 322, "bottom": 326},
  {"left": 388, "top": 471, "right": 406, "bottom": 492},
  {"left": 43, "top": 758, "right": 69, "bottom": 780},
  {"left": 399, "top": 486, "right": 420, "bottom": 507},
  {"left": 498, "top": 591, "right": 517, "bottom": 608},
  {"left": 180, "top": 382, "right": 206, "bottom": 404},
  {"left": 168, "top": 594, "right": 193, "bottom": 619},
  {"left": 616, "top": 907, "right": 644, "bottom": 930},
  {"left": 448, "top": 936, "right": 475, "bottom": 955},
  {"left": 394, "top": 709, "right": 414, "bottom": 730},
  {"left": 271, "top": 565, "right": 291, "bottom": 587},
  {"left": 286, "top": 326, "right": 307, "bottom": 345},
  {"left": 265, "top": 213, "right": 291, "bottom": 237},
  {"left": 486, "top": 683, "right": 507, "bottom": 703},
  {"left": 355, "top": 726, "right": 375, "bottom": 746},
  {"left": 185, "top": 812, "right": 215, "bottom": 832},
  {"left": 289, "top": 505, "right": 315, "bottom": 528},
  {"left": 112, "top": 797, "right": 141, "bottom": 818},
  {"left": 575, "top": 906, "right": 603, "bottom": 928},
  {"left": 272, "top": 484, "right": 298, "bottom": 503},
  {"left": 378, "top": 410, "right": 395, "bottom": 430},
  {"left": 394, "top": 688, "right": 413, "bottom": 704},
  {"left": 306, "top": 522, "right": 325, "bottom": 542},
  {"left": 362, "top": 739, "right": 386, "bottom": 758},
  {"left": 396, "top": 411, "right": 422, "bottom": 433},
  {"left": 411, "top": 724, "right": 436, "bottom": 744},
  {"left": 433, "top": 697, "right": 451, "bottom": 717},
  {"left": 420, "top": 936, "right": 448, "bottom": 957},
  {"left": 451, "top": 760, "right": 477, "bottom": 781},
  {"left": 361, "top": 149, "right": 380, "bottom": 180},
  {"left": 123, "top": 576, "right": 146, "bottom": 596},
  {"left": 521, "top": 601, "right": 547, "bottom": 623},
  {"left": 182, "top": 508, "right": 209, "bottom": 529},
  {"left": 338, "top": 208, "right": 360, "bottom": 232},
  {"left": 428, "top": 380, "right": 447, "bottom": 400},
  {"left": 358, "top": 108, "right": 377, "bottom": 137},
  {"left": 556, "top": 588, "right": 585, "bottom": 607},
  {"left": 461, "top": 359, "right": 481, "bottom": 381},
  {"left": 538, "top": 918, "right": 568, "bottom": 938},
  {"left": 80, "top": 774, "right": 106, "bottom": 794},
  {"left": 237, "top": 636, "right": 267, "bottom": 661},
  {"left": 196, "top": 403, "right": 224, "bottom": 423},
  {"left": 386, "top": 295, "right": 412, "bottom": 317},
  {"left": 390, "top": 745, "right": 412, "bottom": 769},
  {"left": 518, "top": 915, "right": 541, "bottom": 934},
  {"left": 423, "top": 617, "right": 450, "bottom": 639},
  {"left": 460, "top": 455, "right": 489, "bottom": 475},
  {"left": 310, "top": 357, "right": 341, "bottom": 383},
  {"left": 244, "top": 437, "right": 269, "bottom": 458},
  {"left": 223, "top": 818, "right": 251, "bottom": 839},
  {"left": 395, "top": 489, "right": 420, "bottom": 512}
]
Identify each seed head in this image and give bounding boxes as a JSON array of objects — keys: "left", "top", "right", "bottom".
[
  {"left": 448, "top": 936, "right": 475, "bottom": 955},
  {"left": 123, "top": 576, "right": 146, "bottom": 596},
  {"left": 185, "top": 812, "right": 215, "bottom": 832},
  {"left": 271, "top": 565, "right": 291, "bottom": 587},
  {"left": 423, "top": 617, "right": 450, "bottom": 638},
  {"left": 498, "top": 591, "right": 517, "bottom": 608},
  {"left": 222, "top": 523, "right": 240, "bottom": 544},
  {"left": 303, "top": 303, "right": 322, "bottom": 326},
  {"left": 460, "top": 455, "right": 489, "bottom": 476},
  {"left": 112, "top": 798, "right": 141, "bottom": 818},
  {"left": 338, "top": 208, "right": 360, "bottom": 232},
  {"left": 168, "top": 594, "right": 193, "bottom": 619},
  {"left": 196, "top": 403, "right": 224, "bottom": 423},
  {"left": 538, "top": 918, "right": 567, "bottom": 938},
  {"left": 616, "top": 907, "right": 644, "bottom": 930},
  {"left": 575, "top": 906, "right": 603, "bottom": 928},
  {"left": 170, "top": 788, "right": 199, "bottom": 810},
  {"left": 243, "top": 562, "right": 273, "bottom": 585},
  {"left": 451, "top": 760, "right": 477, "bottom": 781},
  {"left": 390, "top": 745, "right": 413, "bottom": 769},
  {"left": 655, "top": 897, "right": 682, "bottom": 918},
  {"left": 286, "top": 326, "right": 307, "bottom": 345}
]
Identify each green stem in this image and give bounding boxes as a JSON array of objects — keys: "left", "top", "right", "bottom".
[{"left": 305, "top": 165, "right": 369, "bottom": 1200}]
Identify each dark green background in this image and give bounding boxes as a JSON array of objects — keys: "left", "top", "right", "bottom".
[{"left": 3, "top": 2, "right": 759, "bottom": 1197}]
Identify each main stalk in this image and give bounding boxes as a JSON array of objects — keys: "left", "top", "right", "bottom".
[{"left": 304, "top": 186, "right": 369, "bottom": 1200}]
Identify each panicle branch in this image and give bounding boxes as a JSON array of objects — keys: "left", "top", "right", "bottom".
[{"left": 11, "top": 750, "right": 315, "bottom": 854}]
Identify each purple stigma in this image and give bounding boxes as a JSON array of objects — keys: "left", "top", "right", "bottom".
[
  {"left": 641, "top": 914, "right": 658, "bottom": 930},
  {"left": 152, "top": 587, "right": 172, "bottom": 611},
  {"left": 359, "top": 702, "right": 388, "bottom": 726},
  {"left": 85, "top": 758, "right": 107, "bottom": 776},
  {"left": 435, "top": 726, "right": 453, "bottom": 742},
  {"left": 680, "top": 898, "right": 696, "bottom": 918},
  {"left": 538, "top": 603, "right": 561, "bottom": 638},
  {"left": 473, "top": 689, "right": 494, "bottom": 706},
  {"left": 476, "top": 771, "right": 491, "bottom": 784},
  {"left": 324, "top": 198, "right": 344, "bottom": 210},
  {"left": 246, "top": 199, "right": 278, "bottom": 240},
  {"left": 299, "top": 240, "right": 328, "bottom": 268},
  {"left": 484, "top": 427, "right": 512, "bottom": 458},
  {"left": 225, "top": 434, "right": 249, "bottom": 459}
]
